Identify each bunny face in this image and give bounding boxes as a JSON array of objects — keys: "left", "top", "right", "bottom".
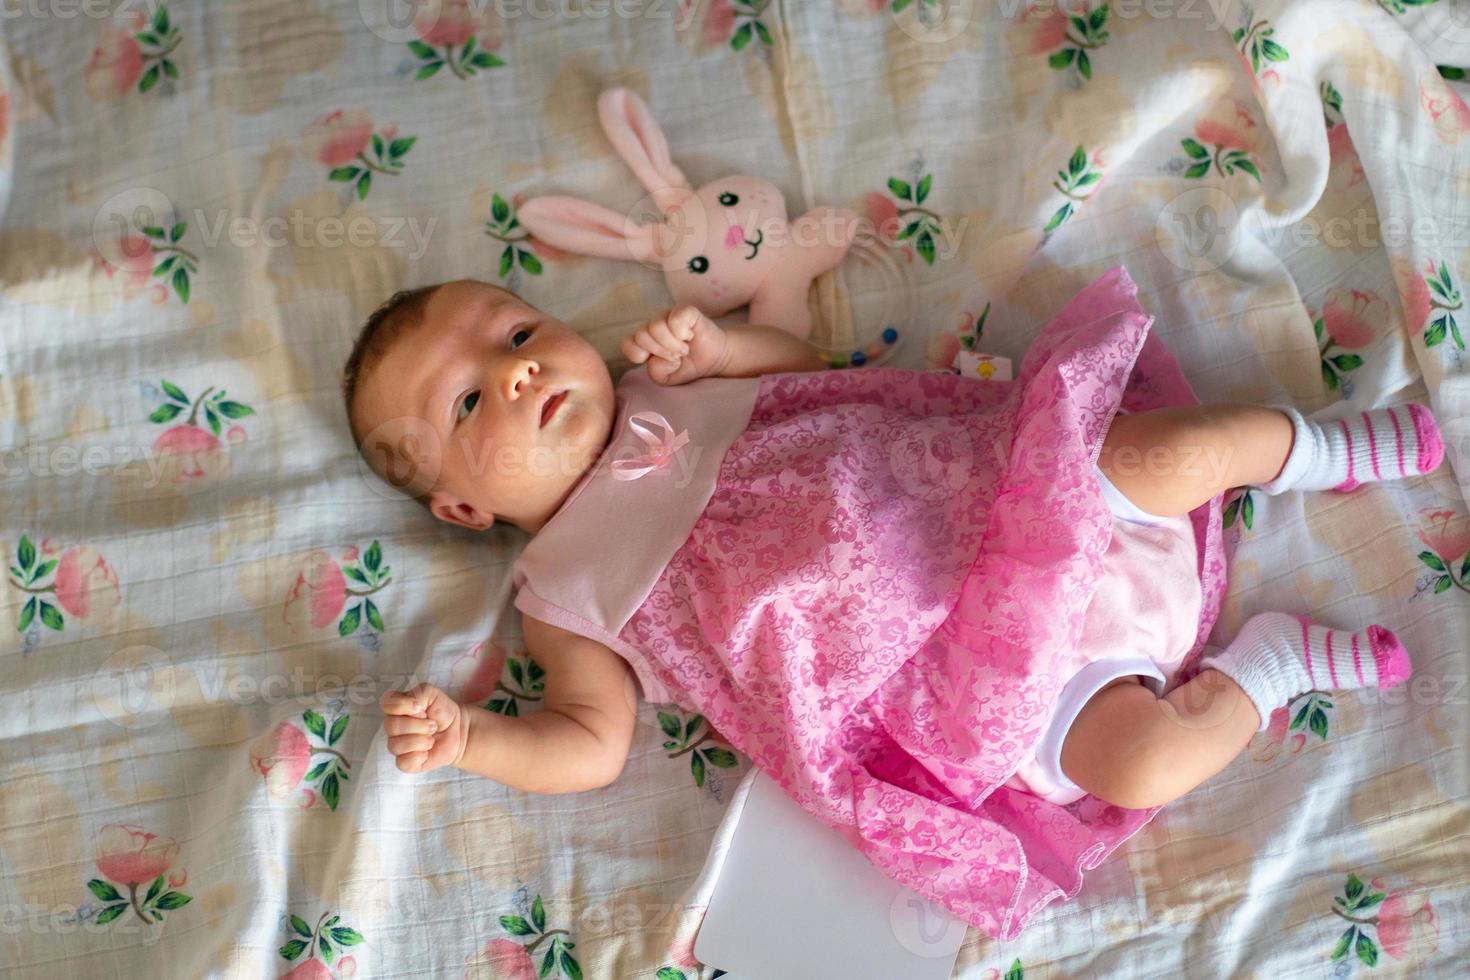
[
  {"left": 518, "top": 89, "right": 846, "bottom": 336},
  {"left": 656, "top": 175, "right": 789, "bottom": 317}
]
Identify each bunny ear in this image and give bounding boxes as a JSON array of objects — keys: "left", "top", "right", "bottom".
[
  {"left": 598, "top": 88, "right": 691, "bottom": 207},
  {"left": 518, "top": 195, "right": 656, "bottom": 264}
]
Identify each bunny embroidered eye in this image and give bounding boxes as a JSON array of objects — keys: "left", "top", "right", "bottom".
[
  {"left": 718, "top": 191, "right": 739, "bottom": 206},
  {"left": 687, "top": 256, "right": 709, "bottom": 274}
]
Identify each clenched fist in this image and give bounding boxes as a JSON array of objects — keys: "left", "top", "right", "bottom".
[
  {"left": 621, "top": 305, "right": 730, "bottom": 385},
  {"left": 380, "top": 682, "right": 468, "bottom": 774}
]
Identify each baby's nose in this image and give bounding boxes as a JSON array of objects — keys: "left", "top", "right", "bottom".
[
  {"left": 504, "top": 359, "right": 537, "bottom": 398},
  {"left": 724, "top": 224, "right": 744, "bottom": 249}
]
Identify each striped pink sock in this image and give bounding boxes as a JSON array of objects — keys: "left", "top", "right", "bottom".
[
  {"left": 1201, "top": 612, "right": 1412, "bottom": 730},
  {"left": 1260, "top": 405, "right": 1444, "bottom": 494}
]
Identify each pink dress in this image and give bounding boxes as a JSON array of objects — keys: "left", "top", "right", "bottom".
[{"left": 513, "top": 268, "right": 1228, "bottom": 939}]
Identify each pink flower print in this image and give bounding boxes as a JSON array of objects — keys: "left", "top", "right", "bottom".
[
  {"left": 453, "top": 639, "right": 544, "bottom": 714},
  {"left": 1023, "top": 3, "right": 1110, "bottom": 80},
  {"left": 473, "top": 895, "right": 580, "bottom": 980},
  {"left": 97, "top": 218, "right": 196, "bottom": 305},
  {"left": 1375, "top": 880, "right": 1438, "bottom": 963},
  {"left": 1252, "top": 705, "right": 1307, "bottom": 760},
  {"left": 95, "top": 825, "right": 176, "bottom": 886},
  {"left": 1181, "top": 100, "right": 1261, "bottom": 181},
  {"left": 250, "top": 721, "right": 313, "bottom": 799},
  {"left": 702, "top": 0, "right": 736, "bottom": 47},
  {"left": 1011, "top": 4, "right": 1069, "bottom": 56},
  {"left": 52, "top": 546, "right": 121, "bottom": 621},
  {"left": 152, "top": 425, "right": 226, "bottom": 482},
  {"left": 284, "top": 551, "right": 348, "bottom": 632},
  {"left": 148, "top": 382, "right": 253, "bottom": 480},
  {"left": 1418, "top": 258, "right": 1466, "bottom": 350},
  {"left": 284, "top": 541, "right": 391, "bottom": 639},
  {"left": 85, "top": 25, "right": 145, "bottom": 102},
  {"left": 314, "top": 115, "right": 417, "bottom": 202},
  {"left": 1416, "top": 510, "right": 1470, "bottom": 596},
  {"left": 861, "top": 191, "right": 901, "bottom": 245},
  {"left": 1329, "top": 873, "right": 1438, "bottom": 968},
  {"left": 415, "top": 0, "right": 478, "bottom": 47},
  {"left": 1314, "top": 290, "right": 1375, "bottom": 393},
  {"left": 87, "top": 825, "right": 192, "bottom": 926},
  {"left": 95, "top": 231, "right": 159, "bottom": 295},
  {"left": 281, "top": 961, "right": 333, "bottom": 980},
  {"left": 85, "top": 5, "right": 183, "bottom": 101},
  {"left": 1320, "top": 288, "right": 1381, "bottom": 349},
  {"left": 279, "top": 910, "right": 365, "bottom": 974},
  {"left": 450, "top": 638, "right": 510, "bottom": 704},
  {"left": 302, "top": 109, "right": 375, "bottom": 168},
  {"left": 1418, "top": 511, "right": 1470, "bottom": 568},
  {"left": 10, "top": 536, "right": 118, "bottom": 643},
  {"left": 406, "top": 0, "right": 505, "bottom": 80},
  {"left": 1392, "top": 256, "right": 1434, "bottom": 334},
  {"left": 876, "top": 171, "right": 945, "bottom": 263},
  {"left": 472, "top": 939, "right": 537, "bottom": 980},
  {"left": 1195, "top": 98, "right": 1260, "bottom": 153},
  {"left": 1325, "top": 123, "right": 1366, "bottom": 193},
  {"left": 1420, "top": 71, "right": 1470, "bottom": 144},
  {"left": 253, "top": 712, "right": 354, "bottom": 810}
]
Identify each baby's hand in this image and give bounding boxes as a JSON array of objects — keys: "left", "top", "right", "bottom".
[
  {"left": 621, "top": 305, "right": 730, "bottom": 385},
  {"left": 380, "top": 682, "right": 468, "bottom": 774}
]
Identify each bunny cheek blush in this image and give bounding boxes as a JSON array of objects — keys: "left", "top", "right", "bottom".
[
  {"left": 519, "top": 88, "right": 861, "bottom": 340},
  {"left": 349, "top": 279, "right": 616, "bottom": 535}
]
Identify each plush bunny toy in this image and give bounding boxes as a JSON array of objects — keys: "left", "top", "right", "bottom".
[{"left": 518, "top": 88, "right": 859, "bottom": 340}]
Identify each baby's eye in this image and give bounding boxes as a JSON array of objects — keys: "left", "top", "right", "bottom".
[
  {"left": 718, "top": 191, "right": 739, "bottom": 206},
  {"left": 687, "top": 255, "right": 709, "bottom": 274},
  {"left": 510, "top": 327, "right": 531, "bottom": 348},
  {"left": 457, "top": 390, "right": 480, "bottom": 423}
]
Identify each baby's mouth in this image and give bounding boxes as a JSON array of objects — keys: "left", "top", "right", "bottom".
[{"left": 539, "top": 389, "right": 567, "bottom": 428}]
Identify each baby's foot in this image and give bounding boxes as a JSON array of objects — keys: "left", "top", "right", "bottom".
[
  {"left": 1200, "top": 612, "right": 1412, "bottom": 730},
  {"left": 1260, "top": 405, "right": 1444, "bottom": 494}
]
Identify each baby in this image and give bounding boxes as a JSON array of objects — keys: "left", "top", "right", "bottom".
[{"left": 344, "top": 269, "right": 1443, "bottom": 938}]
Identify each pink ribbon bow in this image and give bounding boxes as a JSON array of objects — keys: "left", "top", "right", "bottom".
[{"left": 610, "top": 411, "right": 690, "bottom": 481}]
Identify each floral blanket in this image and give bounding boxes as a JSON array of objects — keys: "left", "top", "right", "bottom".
[{"left": 1, "top": 0, "right": 1467, "bottom": 976}]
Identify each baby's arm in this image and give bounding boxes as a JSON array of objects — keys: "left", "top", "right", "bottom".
[
  {"left": 380, "top": 616, "right": 637, "bottom": 794},
  {"left": 622, "top": 305, "right": 826, "bottom": 385}
]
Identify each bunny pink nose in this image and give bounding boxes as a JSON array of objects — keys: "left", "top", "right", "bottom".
[{"left": 724, "top": 225, "right": 744, "bottom": 249}]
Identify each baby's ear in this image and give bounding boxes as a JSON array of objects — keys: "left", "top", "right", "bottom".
[{"left": 428, "top": 492, "right": 495, "bottom": 532}]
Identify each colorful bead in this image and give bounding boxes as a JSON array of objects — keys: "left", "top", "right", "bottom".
[{"left": 882, "top": 327, "right": 898, "bottom": 344}]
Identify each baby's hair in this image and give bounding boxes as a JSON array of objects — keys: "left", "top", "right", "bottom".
[{"left": 342, "top": 283, "right": 440, "bottom": 446}]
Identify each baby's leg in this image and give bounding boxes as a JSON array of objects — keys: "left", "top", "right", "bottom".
[
  {"left": 1061, "top": 612, "right": 1412, "bottom": 809},
  {"left": 1098, "top": 403, "right": 1445, "bottom": 518},
  {"left": 1098, "top": 405, "right": 1294, "bottom": 517},
  {"left": 1058, "top": 670, "right": 1259, "bottom": 809}
]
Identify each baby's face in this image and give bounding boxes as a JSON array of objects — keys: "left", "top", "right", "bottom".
[{"left": 354, "top": 280, "right": 615, "bottom": 532}]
